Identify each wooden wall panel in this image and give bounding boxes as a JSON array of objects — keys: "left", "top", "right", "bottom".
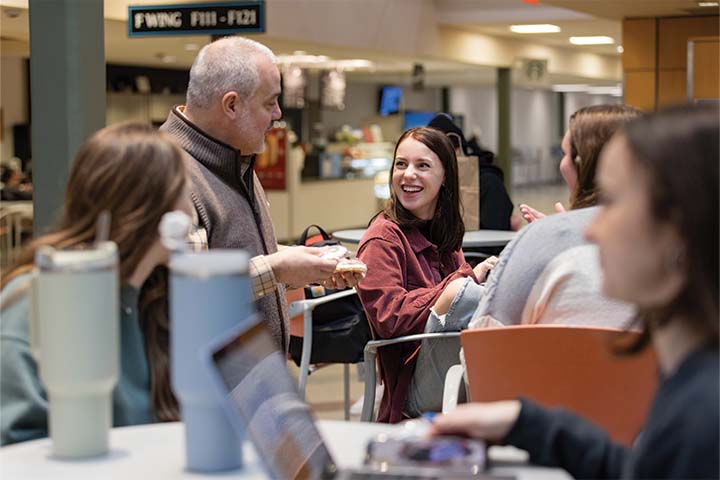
[
  {"left": 658, "top": 70, "right": 687, "bottom": 106},
  {"left": 692, "top": 38, "right": 720, "bottom": 100},
  {"left": 622, "top": 18, "right": 657, "bottom": 70},
  {"left": 624, "top": 71, "right": 657, "bottom": 111},
  {"left": 623, "top": 15, "right": 719, "bottom": 110},
  {"left": 658, "top": 16, "right": 719, "bottom": 69}
]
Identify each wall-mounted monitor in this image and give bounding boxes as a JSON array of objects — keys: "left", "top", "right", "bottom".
[
  {"left": 378, "top": 86, "right": 402, "bottom": 116},
  {"left": 403, "top": 111, "right": 437, "bottom": 130}
]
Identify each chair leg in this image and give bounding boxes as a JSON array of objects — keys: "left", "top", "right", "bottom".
[
  {"left": 361, "top": 350, "right": 378, "bottom": 422},
  {"left": 298, "top": 309, "right": 314, "bottom": 400},
  {"left": 343, "top": 364, "right": 350, "bottom": 421},
  {"left": 442, "top": 364, "right": 464, "bottom": 414}
]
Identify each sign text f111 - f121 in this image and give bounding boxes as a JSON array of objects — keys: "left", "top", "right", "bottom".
[{"left": 128, "top": 1, "right": 264, "bottom": 37}]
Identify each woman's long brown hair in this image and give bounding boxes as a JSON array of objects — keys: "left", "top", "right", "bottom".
[
  {"left": 383, "top": 127, "right": 464, "bottom": 258},
  {"left": 568, "top": 104, "right": 642, "bottom": 209},
  {"left": 2, "top": 122, "right": 186, "bottom": 421},
  {"left": 623, "top": 105, "right": 719, "bottom": 352}
]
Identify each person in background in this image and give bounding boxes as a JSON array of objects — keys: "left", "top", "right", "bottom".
[
  {"left": 0, "top": 167, "right": 32, "bottom": 201},
  {"left": 426, "top": 113, "right": 519, "bottom": 232},
  {"left": 1, "top": 123, "right": 192, "bottom": 444},
  {"left": 356, "top": 127, "right": 497, "bottom": 423},
  {"left": 159, "top": 36, "right": 360, "bottom": 354},
  {"left": 432, "top": 104, "right": 642, "bottom": 330},
  {"left": 431, "top": 105, "right": 719, "bottom": 479},
  {"left": 519, "top": 104, "right": 640, "bottom": 223}
]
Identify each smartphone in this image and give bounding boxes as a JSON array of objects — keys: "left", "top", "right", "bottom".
[{"left": 365, "top": 436, "right": 487, "bottom": 476}]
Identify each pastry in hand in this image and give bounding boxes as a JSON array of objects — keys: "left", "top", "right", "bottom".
[
  {"left": 335, "top": 258, "right": 367, "bottom": 274},
  {"left": 320, "top": 245, "right": 348, "bottom": 261}
]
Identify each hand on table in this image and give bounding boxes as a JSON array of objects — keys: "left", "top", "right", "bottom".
[
  {"left": 429, "top": 401, "right": 521, "bottom": 443},
  {"left": 473, "top": 256, "right": 498, "bottom": 282}
]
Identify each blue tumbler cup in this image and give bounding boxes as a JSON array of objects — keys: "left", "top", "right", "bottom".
[{"left": 169, "top": 250, "right": 253, "bottom": 472}]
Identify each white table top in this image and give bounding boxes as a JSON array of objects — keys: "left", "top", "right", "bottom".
[
  {"left": 0, "top": 420, "right": 570, "bottom": 479},
  {"left": 1, "top": 200, "right": 33, "bottom": 214},
  {"left": 333, "top": 229, "right": 516, "bottom": 248}
]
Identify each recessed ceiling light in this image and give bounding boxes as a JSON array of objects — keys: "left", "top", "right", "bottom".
[
  {"left": 551, "top": 84, "right": 589, "bottom": 93},
  {"left": 510, "top": 24, "right": 561, "bottom": 34},
  {"left": 551, "top": 84, "right": 623, "bottom": 96},
  {"left": 587, "top": 85, "right": 623, "bottom": 96},
  {"left": 334, "top": 59, "right": 373, "bottom": 69},
  {"left": 697, "top": 1, "right": 719, "bottom": 7},
  {"left": 277, "top": 53, "right": 330, "bottom": 65},
  {"left": 569, "top": 36, "right": 615, "bottom": 45},
  {"left": 616, "top": 45, "right": 624, "bottom": 53}
]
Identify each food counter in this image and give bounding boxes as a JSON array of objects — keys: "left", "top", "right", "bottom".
[{"left": 263, "top": 139, "right": 393, "bottom": 242}]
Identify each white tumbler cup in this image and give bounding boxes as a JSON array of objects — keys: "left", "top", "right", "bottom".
[
  {"left": 31, "top": 242, "right": 119, "bottom": 458},
  {"left": 169, "top": 250, "right": 253, "bottom": 472}
]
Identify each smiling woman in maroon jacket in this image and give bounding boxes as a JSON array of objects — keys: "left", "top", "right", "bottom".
[{"left": 356, "top": 127, "right": 496, "bottom": 423}]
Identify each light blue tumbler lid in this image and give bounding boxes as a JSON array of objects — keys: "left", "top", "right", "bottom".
[{"left": 170, "top": 250, "right": 250, "bottom": 278}]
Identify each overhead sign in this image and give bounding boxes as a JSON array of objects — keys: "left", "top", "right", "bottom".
[{"left": 128, "top": 1, "right": 265, "bottom": 37}]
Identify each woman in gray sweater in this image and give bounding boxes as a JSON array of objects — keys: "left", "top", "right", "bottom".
[
  {"left": 431, "top": 105, "right": 719, "bottom": 479},
  {"left": 1, "top": 123, "right": 193, "bottom": 444}
]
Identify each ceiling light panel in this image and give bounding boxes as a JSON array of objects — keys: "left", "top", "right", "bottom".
[
  {"left": 510, "top": 24, "right": 561, "bottom": 34},
  {"left": 569, "top": 36, "right": 615, "bottom": 45}
]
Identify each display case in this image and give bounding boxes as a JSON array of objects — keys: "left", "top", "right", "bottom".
[
  {"left": 264, "top": 140, "right": 392, "bottom": 241},
  {"left": 304, "top": 141, "right": 393, "bottom": 181}
]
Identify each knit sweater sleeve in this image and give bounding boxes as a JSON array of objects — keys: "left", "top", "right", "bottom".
[
  {"left": 504, "top": 398, "right": 629, "bottom": 479},
  {"left": 0, "top": 277, "right": 49, "bottom": 445}
]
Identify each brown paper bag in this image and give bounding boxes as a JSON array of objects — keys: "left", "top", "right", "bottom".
[{"left": 457, "top": 155, "right": 480, "bottom": 230}]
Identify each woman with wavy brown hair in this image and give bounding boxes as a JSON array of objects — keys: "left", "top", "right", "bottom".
[
  {"left": 0, "top": 122, "right": 192, "bottom": 444},
  {"left": 519, "top": 104, "right": 642, "bottom": 222}
]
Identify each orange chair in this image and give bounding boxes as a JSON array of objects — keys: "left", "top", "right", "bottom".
[{"left": 460, "top": 325, "right": 658, "bottom": 447}]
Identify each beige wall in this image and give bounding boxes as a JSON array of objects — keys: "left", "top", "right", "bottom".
[
  {"left": 106, "top": 92, "right": 185, "bottom": 126},
  {"left": 0, "top": 56, "right": 28, "bottom": 165}
]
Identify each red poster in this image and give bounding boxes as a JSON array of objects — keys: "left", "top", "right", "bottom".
[{"left": 255, "top": 128, "right": 287, "bottom": 190}]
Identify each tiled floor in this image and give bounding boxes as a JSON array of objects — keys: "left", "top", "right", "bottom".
[
  {"left": 287, "top": 361, "right": 367, "bottom": 421},
  {"left": 296, "top": 181, "right": 570, "bottom": 421}
]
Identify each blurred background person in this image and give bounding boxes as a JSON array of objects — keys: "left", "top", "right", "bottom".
[
  {"left": 1, "top": 123, "right": 192, "bottom": 444},
  {"left": 427, "top": 113, "right": 518, "bottom": 232},
  {"left": 0, "top": 164, "right": 32, "bottom": 201}
]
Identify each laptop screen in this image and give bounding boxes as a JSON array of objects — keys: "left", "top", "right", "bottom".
[{"left": 210, "top": 320, "right": 335, "bottom": 479}]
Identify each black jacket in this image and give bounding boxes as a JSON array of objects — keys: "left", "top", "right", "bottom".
[{"left": 504, "top": 347, "right": 720, "bottom": 479}]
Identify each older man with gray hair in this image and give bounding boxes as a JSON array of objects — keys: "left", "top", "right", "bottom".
[{"left": 160, "top": 36, "right": 358, "bottom": 352}]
